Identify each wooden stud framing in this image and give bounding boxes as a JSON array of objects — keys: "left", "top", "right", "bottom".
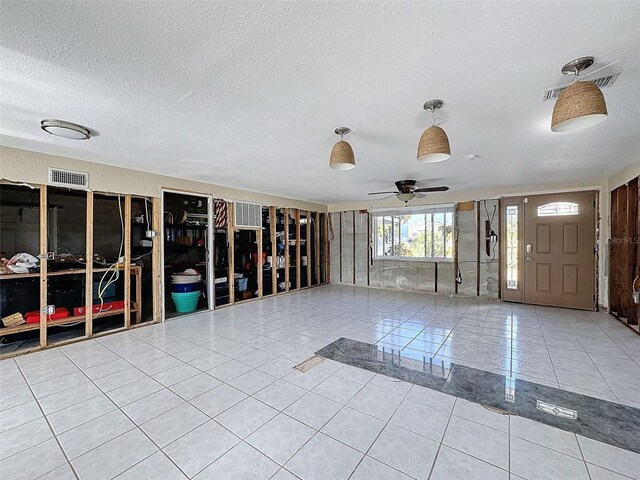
[
  {"left": 315, "top": 211, "right": 320, "bottom": 285},
  {"left": 270, "top": 207, "right": 277, "bottom": 294},
  {"left": 124, "top": 194, "right": 132, "bottom": 328},
  {"left": 85, "top": 191, "right": 94, "bottom": 336},
  {"left": 152, "top": 197, "right": 162, "bottom": 322},
  {"left": 257, "top": 228, "right": 263, "bottom": 298},
  {"left": 306, "top": 210, "right": 312, "bottom": 287},
  {"left": 284, "top": 208, "right": 290, "bottom": 292},
  {"left": 295, "top": 209, "right": 301, "bottom": 289},
  {"left": 228, "top": 202, "right": 235, "bottom": 304},
  {"left": 324, "top": 213, "right": 330, "bottom": 284},
  {"left": 39, "top": 185, "right": 47, "bottom": 349}
]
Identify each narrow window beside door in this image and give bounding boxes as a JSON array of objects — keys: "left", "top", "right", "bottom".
[{"left": 506, "top": 205, "right": 519, "bottom": 289}]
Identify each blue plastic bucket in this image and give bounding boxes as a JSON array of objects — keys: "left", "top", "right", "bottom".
[
  {"left": 171, "top": 291, "right": 201, "bottom": 313},
  {"left": 172, "top": 282, "right": 200, "bottom": 293}
]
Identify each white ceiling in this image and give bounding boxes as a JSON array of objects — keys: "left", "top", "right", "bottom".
[{"left": 1, "top": 1, "right": 640, "bottom": 204}]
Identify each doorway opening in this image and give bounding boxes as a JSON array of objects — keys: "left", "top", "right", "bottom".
[
  {"left": 500, "top": 190, "right": 597, "bottom": 310},
  {"left": 162, "top": 190, "right": 212, "bottom": 320}
]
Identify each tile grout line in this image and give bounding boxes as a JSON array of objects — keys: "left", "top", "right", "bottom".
[{"left": 13, "top": 358, "right": 81, "bottom": 480}]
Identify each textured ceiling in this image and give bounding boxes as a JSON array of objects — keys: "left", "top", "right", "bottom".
[{"left": 1, "top": 1, "right": 640, "bottom": 204}]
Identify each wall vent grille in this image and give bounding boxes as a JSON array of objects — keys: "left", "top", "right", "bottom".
[
  {"left": 48, "top": 167, "right": 89, "bottom": 190},
  {"left": 542, "top": 73, "right": 620, "bottom": 102},
  {"left": 234, "top": 201, "right": 262, "bottom": 229}
]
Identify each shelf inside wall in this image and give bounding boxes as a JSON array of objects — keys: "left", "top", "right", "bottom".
[
  {"left": 213, "top": 199, "right": 230, "bottom": 307},
  {"left": 164, "top": 191, "right": 209, "bottom": 319},
  {"left": 275, "top": 208, "right": 287, "bottom": 292},
  {"left": 262, "top": 206, "right": 274, "bottom": 296},
  {"left": 233, "top": 228, "right": 258, "bottom": 303},
  {"left": 44, "top": 187, "right": 88, "bottom": 347}
]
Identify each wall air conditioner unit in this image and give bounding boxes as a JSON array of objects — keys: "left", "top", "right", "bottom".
[
  {"left": 48, "top": 167, "right": 89, "bottom": 190},
  {"left": 234, "top": 201, "right": 262, "bottom": 229}
]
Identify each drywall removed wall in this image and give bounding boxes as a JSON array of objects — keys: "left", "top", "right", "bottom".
[{"left": 329, "top": 203, "right": 498, "bottom": 298}]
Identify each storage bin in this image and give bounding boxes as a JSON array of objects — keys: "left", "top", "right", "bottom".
[
  {"left": 172, "top": 283, "right": 200, "bottom": 293},
  {"left": 235, "top": 278, "right": 248, "bottom": 292},
  {"left": 171, "top": 291, "right": 201, "bottom": 313}
]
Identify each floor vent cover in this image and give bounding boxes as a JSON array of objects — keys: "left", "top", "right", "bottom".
[
  {"left": 542, "top": 73, "right": 620, "bottom": 102},
  {"left": 48, "top": 167, "right": 89, "bottom": 190}
]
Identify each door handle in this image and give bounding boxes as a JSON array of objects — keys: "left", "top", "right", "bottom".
[{"left": 526, "top": 243, "right": 532, "bottom": 254}]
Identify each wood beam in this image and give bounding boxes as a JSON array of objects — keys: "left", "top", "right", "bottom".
[
  {"left": 152, "top": 197, "right": 162, "bottom": 323},
  {"left": 257, "top": 228, "right": 263, "bottom": 298},
  {"left": 295, "top": 209, "right": 301, "bottom": 289},
  {"left": 124, "top": 194, "right": 131, "bottom": 329},
  {"left": 39, "top": 185, "right": 47, "bottom": 349},
  {"left": 270, "top": 207, "right": 277, "bottom": 294},
  {"left": 315, "top": 211, "right": 320, "bottom": 285},
  {"left": 306, "top": 210, "right": 312, "bottom": 287},
  {"left": 284, "top": 208, "right": 290, "bottom": 292},
  {"left": 228, "top": 202, "right": 235, "bottom": 304},
  {"left": 85, "top": 191, "right": 93, "bottom": 336}
]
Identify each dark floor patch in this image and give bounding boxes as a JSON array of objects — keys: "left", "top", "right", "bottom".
[{"left": 316, "top": 337, "right": 640, "bottom": 454}]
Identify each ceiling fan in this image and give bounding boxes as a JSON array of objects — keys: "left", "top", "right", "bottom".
[{"left": 368, "top": 180, "right": 449, "bottom": 205}]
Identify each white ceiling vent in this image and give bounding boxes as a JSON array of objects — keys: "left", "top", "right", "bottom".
[
  {"left": 234, "top": 201, "right": 262, "bottom": 229},
  {"left": 542, "top": 73, "right": 620, "bottom": 102},
  {"left": 48, "top": 167, "right": 89, "bottom": 190}
]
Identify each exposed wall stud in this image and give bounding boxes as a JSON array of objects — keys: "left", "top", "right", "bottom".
[
  {"left": 284, "top": 208, "right": 290, "bottom": 292},
  {"left": 39, "top": 185, "right": 48, "bottom": 348},
  {"left": 85, "top": 191, "right": 94, "bottom": 336},
  {"left": 270, "top": 206, "right": 277, "bottom": 295},
  {"left": 228, "top": 202, "right": 235, "bottom": 304},
  {"left": 295, "top": 209, "right": 301, "bottom": 289},
  {"left": 307, "top": 210, "right": 312, "bottom": 287},
  {"left": 257, "top": 228, "right": 263, "bottom": 298},
  {"left": 124, "top": 194, "right": 131, "bottom": 328},
  {"left": 152, "top": 197, "right": 162, "bottom": 322}
]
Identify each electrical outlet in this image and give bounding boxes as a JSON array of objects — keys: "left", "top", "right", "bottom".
[
  {"left": 633, "top": 292, "right": 639, "bottom": 304},
  {"left": 43, "top": 305, "right": 55, "bottom": 315},
  {"left": 145, "top": 230, "right": 158, "bottom": 239}
]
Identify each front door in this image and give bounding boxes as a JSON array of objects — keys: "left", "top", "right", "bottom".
[{"left": 502, "top": 191, "right": 597, "bottom": 310}]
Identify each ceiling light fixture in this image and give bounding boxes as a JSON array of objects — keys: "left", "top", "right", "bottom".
[
  {"left": 417, "top": 99, "right": 451, "bottom": 163},
  {"left": 551, "top": 57, "right": 607, "bottom": 133},
  {"left": 329, "top": 127, "right": 355, "bottom": 170},
  {"left": 40, "top": 119, "right": 91, "bottom": 140}
]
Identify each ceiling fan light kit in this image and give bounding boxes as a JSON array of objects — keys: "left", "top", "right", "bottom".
[
  {"left": 551, "top": 56, "right": 608, "bottom": 133},
  {"left": 329, "top": 127, "right": 356, "bottom": 170},
  {"left": 417, "top": 99, "right": 451, "bottom": 163}
]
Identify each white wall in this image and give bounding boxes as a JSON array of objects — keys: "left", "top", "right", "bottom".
[{"left": 0, "top": 146, "right": 326, "bottom": 211}]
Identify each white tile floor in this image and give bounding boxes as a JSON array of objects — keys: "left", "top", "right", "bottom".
[{"left": 1, "top": 285, "right": 639, "bottom": 479}]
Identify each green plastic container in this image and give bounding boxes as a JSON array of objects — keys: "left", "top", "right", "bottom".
[{"left": 171, "top": 290, "right": 201, "bottom": 313}]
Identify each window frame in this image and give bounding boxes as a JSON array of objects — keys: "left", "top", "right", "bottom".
[{"left": 371, "top": 205, "right": 455, "bottom": 262}]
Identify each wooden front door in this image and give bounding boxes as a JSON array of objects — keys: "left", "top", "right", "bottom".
[
  {"left": 522, "top": 191, "right": 596, "bottom": 310},
  {"left": 501, "top": 192, "right": 596, "bottom": 310}
]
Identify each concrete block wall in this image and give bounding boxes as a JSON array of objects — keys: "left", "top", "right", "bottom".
[{"left": 329, "top": 201, "right": 499, "bottom": 299}]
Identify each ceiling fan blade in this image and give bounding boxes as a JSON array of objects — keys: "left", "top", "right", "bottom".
[
  {"left": 414, "top": 186, "right": 450, "bottom": 193},
  {"left": 379, "top": 194, "right": 397, "bottom": 200},
  {"left": 368, "top": 191, "right": 397, "bottom": 195}
]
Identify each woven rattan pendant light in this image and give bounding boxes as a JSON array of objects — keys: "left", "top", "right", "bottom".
[
  {"left": 417, "top": 99, "right": 451, "bottom": 163},
  {"left": 329, "top": 127, "right": 355, "bottom": 170},
  {"left": 551, "top": 57, "right": 607, "bottom": 133}
]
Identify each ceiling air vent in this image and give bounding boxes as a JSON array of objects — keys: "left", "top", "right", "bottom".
[
  {"left": 234, "top": 201, "right": 262, "bottom": 229},
  {"left": 542, "top": 73, "right": 620, "bottom": 102},
  {"left": 48, "top": 167, "right": 89, "bottom": 190}
]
